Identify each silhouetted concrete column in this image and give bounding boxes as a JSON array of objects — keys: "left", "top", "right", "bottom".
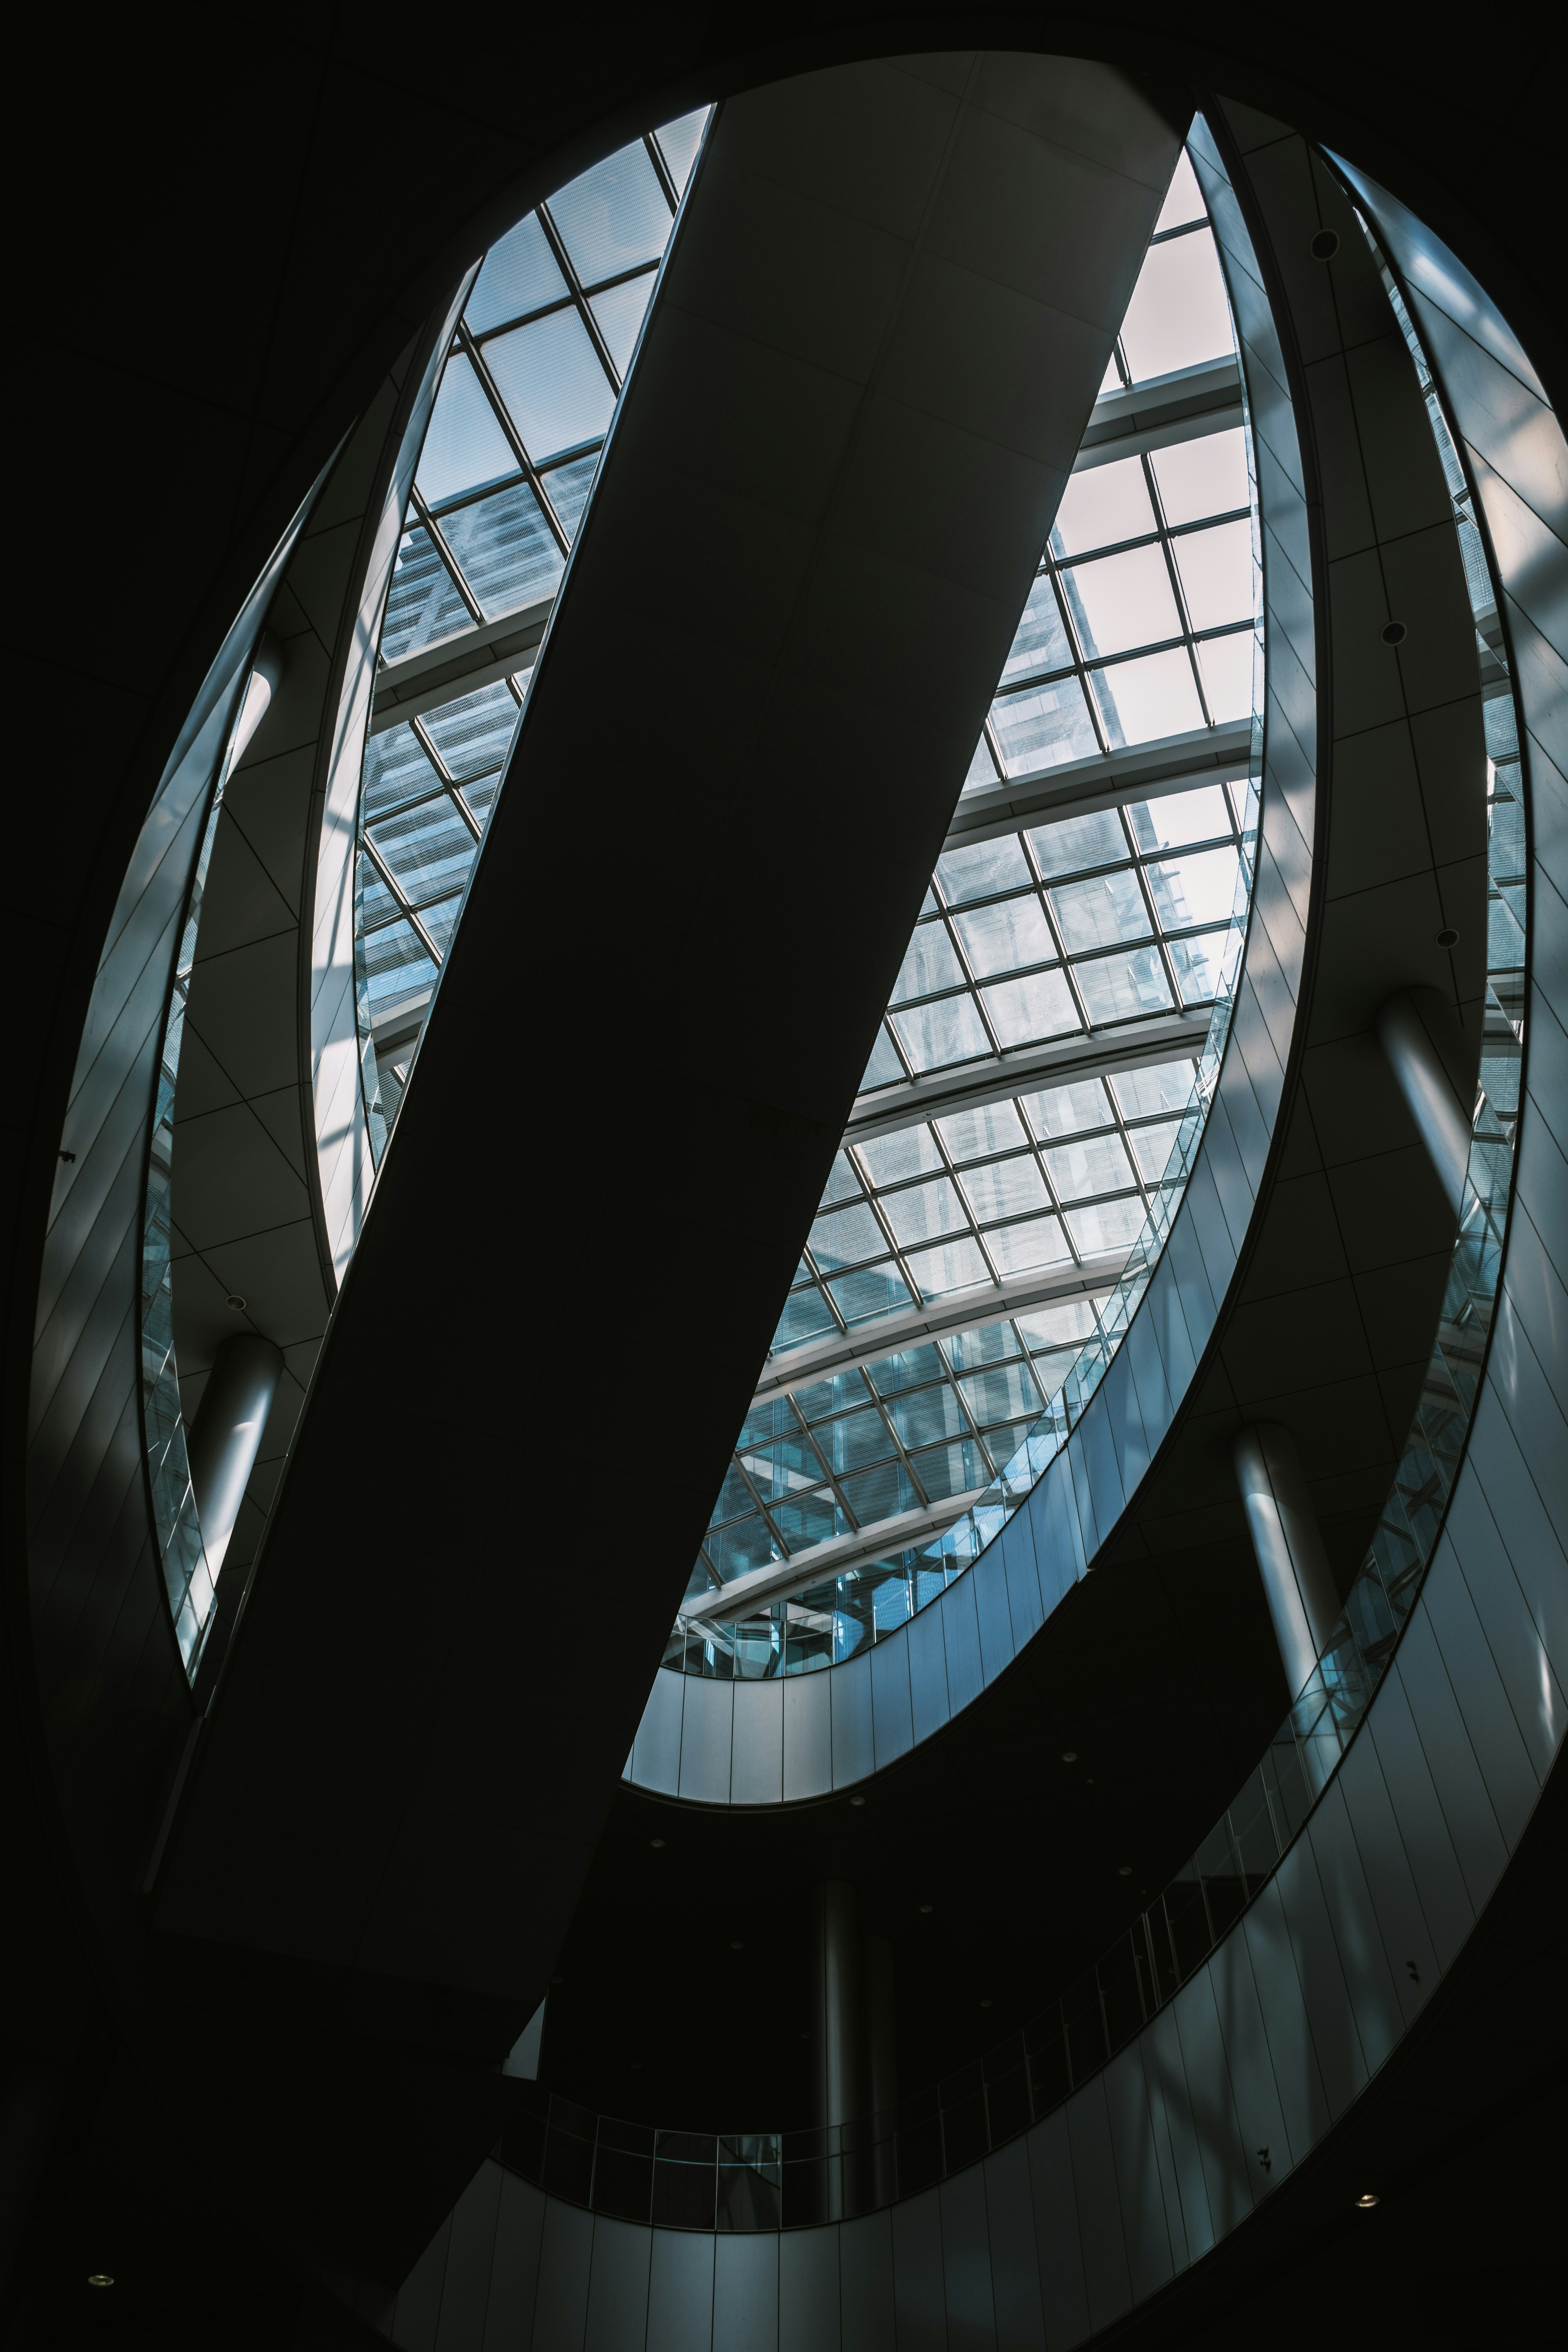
[
  {"left": 865, "top": 1933, "right": 898, "bottom": 2207},
  {"left": 1375, "top": 988, "right": 1472, "bottom": 1220},
  {"left": 187, "top": 1334, "right": 283, "bottom": 1579},
  {"left": 811, "top": 1880, "right": 863, "bottom": 2219},
  {"left": 1232, "top": 1422, "right": 1341, "bottom": 1699}
]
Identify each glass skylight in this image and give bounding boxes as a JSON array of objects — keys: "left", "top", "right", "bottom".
[
  {"left": 669, "top": 143, "right": 1262, "bottom": 1677},
  {"left": 352, "top": 114, "right": 708, "bottom": 1148}
]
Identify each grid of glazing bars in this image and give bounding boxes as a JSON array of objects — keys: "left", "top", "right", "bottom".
[
  {"left": 700, "top": 1035, "right": 1226, "bottom": 1596},
  {"left": 684, "top": 151, "right": 1263, "bottom": 1629},
  {"left": 352, "top": 113, "right": 708, "bottom": 1140},
  {"left": 962, "top": 154, "right": 1256, "bottom": 797},
  {"left": 695, "top": 776, "right": 1256, "bottom": 1607}
]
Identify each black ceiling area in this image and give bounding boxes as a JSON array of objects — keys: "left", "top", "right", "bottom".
[{"left": 8, "top": 7, "right": 1565, "bottom": 2351}]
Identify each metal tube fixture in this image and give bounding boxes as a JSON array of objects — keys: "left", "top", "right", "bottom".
[
  {"left": 228, "top": 631, "right": 287, "bottom": 773},
  {"left": 1232, "top": 1422, "right": 1342, "bottom": 1700},
  {"left": 864, "top": 1934, "right": 898, "bottom": 2208},
  {"left": 811, "top": 1880, "right": 864, "bottom": 2219},
  {"left": 1375, "top": 989, "right": 1472, "bottom": 1221},
  {"left": 186, "top": 1334, "right": 284, "bottom": 1579}
]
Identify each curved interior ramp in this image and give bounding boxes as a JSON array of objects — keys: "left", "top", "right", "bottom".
[{"left": 156, "top": 60, "right": 1185, "bottom": 2018}]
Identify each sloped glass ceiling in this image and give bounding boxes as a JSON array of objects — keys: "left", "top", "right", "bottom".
[
  {"left": 352, "top": 112, "right": 708, "bottom": 1146},
  {"left": 671, "top": 142, "right": 1265, "bottom": 1677},
  {"left": 350, "top": 124, "right": 1263, "bottom": 1680}
]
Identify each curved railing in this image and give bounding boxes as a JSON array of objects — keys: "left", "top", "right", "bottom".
[{"left": 491, "top": 276, "right": 1528, "bottom": 2227}]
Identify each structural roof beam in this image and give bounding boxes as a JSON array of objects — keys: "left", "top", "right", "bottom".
[
  {"left": 846, "top": 1009, "right": 1212, "bottom": 1143},
  {"left": 681, "top": 1489, "right": 995, "bottom": 1621},
  {"left": 947, "top": 720, "right": 1252, "bottom": 851},
  {"left": 751, "top": 1249, "right": 1128, "bottom": 1401}
]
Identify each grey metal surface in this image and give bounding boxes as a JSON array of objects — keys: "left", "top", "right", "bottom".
[
  {"left": 185, "top": 1334, "right": 283, "bottom": 1579},
  {"left": 1375, "top": 987, "right": 1474, "bottom": 1217},
  {"left": 1231, "top": 1420, "right": 1341, "bottom": 1694}
]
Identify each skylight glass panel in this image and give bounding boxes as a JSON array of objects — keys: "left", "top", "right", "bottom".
[
  {"left": 857, "top": 1126, "right": 944, "bottom": 1184},
  {"left": 590, "top": 275, "right": 656, "bottom": 374},
  {"left": 776, "top": 1288, "right": 838, "bottom": 1348},
  {"left": 363, "top": 724, "right": 439, "bottom": 820},
  {"left": 1074, "top": 944, "right": 1172, "bottom": 1023},
  {"left": 808, "top": 1200, "right": 884, "bottom": 1269},
  {"left": 655, "top": 109, "right": 711, "bottom": 197},
  {"left": 891, "top": 995, "right": 992, "bottom": 1071},
  {"left": 981, "top": 968, "right": 1079, "bottom": 1046},
  {"left": 486, "top": 310, "right": 618, "bottom": 460},
  {"left": 361, "top": 921, "right": 438, "bottom": 1019},
  {"left": 368, "top": 802, "right": 475, "bottom": 903},
  {"left": 936, "top": 1102, "right": 1026, "bottom": 1159},
  {"left": 1029, "top": 808, "right": 1127, "bottom": 877},
  {"left": 986, "top": 1217, "right": 1071, "bottom": 1275},
  {"left": 960, "top": 1157, "right": 1050, "bottom": 1221},
  {"left": 464, "top": 213, "right": 569, "bottom": 334},
  {"left": 1000, "top": 577, "right": 1074, "bottom": 681},
  {"left": 860, "top": 1028, "right": 905, "bottom": 1091},
  {"left": 882, "top": 1178, "right": 968, "bottom": 1247},
  {"left": 1153, "top": 148, "right": 1206, "bottom": 233},
  {"left": 1150, "top": 426, "right": 1249, "bottom": 524},
  {"left": 539, "top": 452, "right": 600, "bottom": 539},
  {"left": 908, "top": 1241, "right": 993, "bottom": 1304},
  {"left": 415, "top": 354, "right": 518, "bottom": 508},
  {"left": 1173, "top": 517, "right": 1253, "bottom": 630},
  {"left": 951, "top": 895, "right": 1056, "bottom": 976},
  {"left": 1049, "top": 869, "right": 1151, "bottom": 953},
  {"left": 1118, "top": 230, "right": 1235, "bottom": 381},
  {"left": 1111, "top": 1059, "right": 1197, "bottom": 1118},
  {"left": 419, "top": 681, "right": 519, "bottom": 780},
  {"left": 1043, "top": 1133, "right": 1135, "bottom": 1200},
  {"left": 1064, "top": 543, "right": 1181, "bottom": 657},
  {"left": 1051, "top": 457, "right": 1156, "bottom": 555},
  {"left": 1091, "top": 647, "right": 1205, "bottom": 744},
  {"left": 439, "top": 483, "right": 564, "bottom": 619},
  {"left": 830, "top": 1267, "right": 912, "bottom": 1325},
  {"left": 1022, "top": 1078, "right": 1112, "bottom": 1138},
  {"left": 1198, "top": 633, "right": 1255, "bottom": 721},
  {"left": 1128, "top": 784, "right": 1233, "bottom": 853},
  {"left": 1066, "top": 1196, "right": 1148, "bottom": 1254},
  {"left": 1169, "top": 931, "right": 1236, "bottom": 1004},
  {"left": 1129, "top": 1116, "right": 1186, "bottom": 1184},
  {"left": 548, "top": 143, "right": 674, "bottom": 284},
  {"left": 380, "top": 528, "right": 470, "bottom": 662},
  {"left": 1148, "top": 845, "right": 1241, "bottom": 931},
  {"left": 992, "top": 676, "right": 1099, "bottom": 773},
  {"left": 936, "top": 836, "right": 1033, "bottom": 903},
  {"left": 890, "top": 921, "right": 966, "bottom": 1002}
]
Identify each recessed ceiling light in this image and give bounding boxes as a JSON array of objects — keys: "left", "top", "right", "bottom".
[
  {"left": 919, "top": 1902, "right": 933, "bottom": 1915},
  {"left": 225, "top": 1293, "right": 246, "bottom": 1311},
  {"left": 1118, "top": 1865, "right": 1132, "bottom": 1876},
  {"left": 1356, "top": 2192, "right": 1380, "bottom": 2209},
  {"left": 849, "top": 1795, "right": 866, "bottom": 1807},
  {"left": 729, "top": 1939, "right": 743, "bottom": 1950},
  {"left": 1061, "top": 1751, "right": 1077, "bottom": 1764},
  {"left": 980, "top": 1997, "right": 993, "bottom": 2008},
  {"left": 87, "top": 2274, "right": 114, "bottom": 2289},
  {"left": 648, "top": 1837, "right": 665, "bottom": 1849}
]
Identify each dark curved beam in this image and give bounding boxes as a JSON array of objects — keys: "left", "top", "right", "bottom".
[{"left": 155, "top": 58, "right": 1183, "bottom": 2030}]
